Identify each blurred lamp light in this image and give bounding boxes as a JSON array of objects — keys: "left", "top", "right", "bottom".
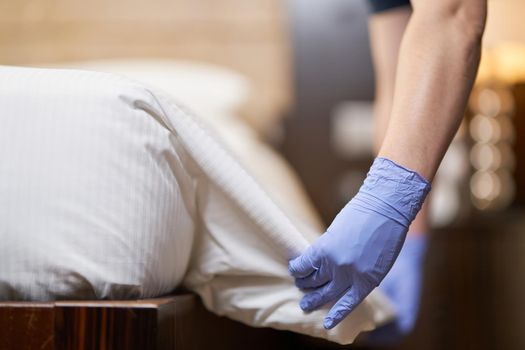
[
  {"left": 471, "top": 171, "right": 501, "bottom": 202},
  {"left": 469, "top": 0, "right": 525, "bottom": 212},
  {"left": 470, "top": 143, "right": 501, "bottom": 171},
  {"left": 477, "top": 0, "right": 525, "bottom": 85},
  {"left": 470, "top": 142, "right": 516, "bottom": 171},
  {"left": 469, "top": 114, "right": 501, "bottom": 143},
  {"left": 477, "top": 45, "right": 525, "bottom": 86},
  {"left": 471, "top": 170, "right": 515, "bottom": 210},
  {"left": 469, "top": 86, "right": 515, "bottom": 116}
]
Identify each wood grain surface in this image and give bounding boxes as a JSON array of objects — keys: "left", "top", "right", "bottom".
[{"left": 0, "top": 294, "right": 297, "bottom": 350}]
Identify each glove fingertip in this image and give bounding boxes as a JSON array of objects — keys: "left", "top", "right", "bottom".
[
  {"left": 325, "top": 291, "right": 361, "bottom": 329},
  {"left": 324, "top": 309, "right": 348, "bottom": 329},
  {"left": 288, "top": 257, "right": 303, "bottom": 276},
  {"left": 299, "top": 298, "right": 310, "bottom": 311},
  {"left": 288, "top": 254, "right": 314, "bottom": 278},
  {"left": 300, "top": 294, "right": 318, "bottom": 312},
  {"left": 323, "top": 317, "right": 335, "bottom": 329}
]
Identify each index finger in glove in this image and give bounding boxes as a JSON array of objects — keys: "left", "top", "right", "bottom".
[{"left": 323, "top": 286, "right": 367, "bottom": 329}]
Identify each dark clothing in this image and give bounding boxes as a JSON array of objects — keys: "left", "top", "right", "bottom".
[{"left": 367, "top": 0, "right": 411, "bottom": 13}]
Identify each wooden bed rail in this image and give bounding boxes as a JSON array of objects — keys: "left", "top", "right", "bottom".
[{"left": 0, "top": 293, "right": 300, "bottom": 350}]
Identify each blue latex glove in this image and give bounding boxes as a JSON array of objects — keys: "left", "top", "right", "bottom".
[
  {"left": 367, "top": 235, "right": 428, "bottom": 345},
  {"left": 288, "top": 157, "right": 431, "bottom": 329}
]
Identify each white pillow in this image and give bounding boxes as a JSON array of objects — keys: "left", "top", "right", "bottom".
[
  {"left": 51, "top": 58, "right": 325, "bottom": 233},
  {"left": 0, "top": 66, "right": 393, "bottom": 344},
  {"left": 47, "top": 59, "right": 251, "bottom": 122}
]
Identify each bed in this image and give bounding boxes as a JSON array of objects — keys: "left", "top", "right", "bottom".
[{"left": 0, "top": 1, "right": 393, "bottom": 348}]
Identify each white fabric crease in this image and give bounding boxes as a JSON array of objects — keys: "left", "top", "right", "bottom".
[{"left": 0, "top": 66, "right": 393, "bottom": 344}]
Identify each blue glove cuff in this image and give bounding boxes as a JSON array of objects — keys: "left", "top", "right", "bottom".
[{"left": 352, "top": 157, "right": 431, "bottom": 228}]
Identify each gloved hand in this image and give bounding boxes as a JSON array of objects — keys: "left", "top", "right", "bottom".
[
  {"left": 367, "top": 235, "right": 428, "bottom": 345},
  {"left": 288, "top": 157, "right": 431, "bottom": 329}
]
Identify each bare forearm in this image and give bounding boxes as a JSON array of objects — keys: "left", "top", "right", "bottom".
[
  {"left": 378, "top": 0, "right": 487, "bottom": 181},
  {"left": 370, "top": 7, "right": 411, "bottom": 153}
]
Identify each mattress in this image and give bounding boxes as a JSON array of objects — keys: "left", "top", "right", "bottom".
[{"left": 0, "top": 65, "right": 393, "bottom": 344}]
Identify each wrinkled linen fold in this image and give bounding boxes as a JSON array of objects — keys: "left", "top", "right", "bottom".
[{"left": 0, "top": 66, "right": 393, "bottom": 344}]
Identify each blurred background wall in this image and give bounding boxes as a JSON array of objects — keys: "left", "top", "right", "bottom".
[{"left": 0, "top": 0, "right": 292, "bottom": 133}]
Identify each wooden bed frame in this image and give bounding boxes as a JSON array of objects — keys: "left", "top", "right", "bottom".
[{"left": 0, "top": 293, "right": 306, "bottom": 350}]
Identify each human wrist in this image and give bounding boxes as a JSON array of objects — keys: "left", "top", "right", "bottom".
[
  {"left": 351, "top": 157, "right": 432, "bottom": 228},
  {"left": 378, "top": 141, "right": 437, "bottom": 181}
]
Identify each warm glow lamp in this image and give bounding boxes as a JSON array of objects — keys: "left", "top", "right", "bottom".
[{"left": 469, "top": 0, "right": 525, "bottom": 210}]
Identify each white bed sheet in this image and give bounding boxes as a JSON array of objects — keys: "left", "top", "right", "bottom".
[{"left": 0, "top": 65, "right": 393, "bottom": 344}]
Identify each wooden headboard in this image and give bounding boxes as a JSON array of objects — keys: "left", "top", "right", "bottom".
[{"left": 0, "top": 0, "right": 292, "bottom": 129}]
